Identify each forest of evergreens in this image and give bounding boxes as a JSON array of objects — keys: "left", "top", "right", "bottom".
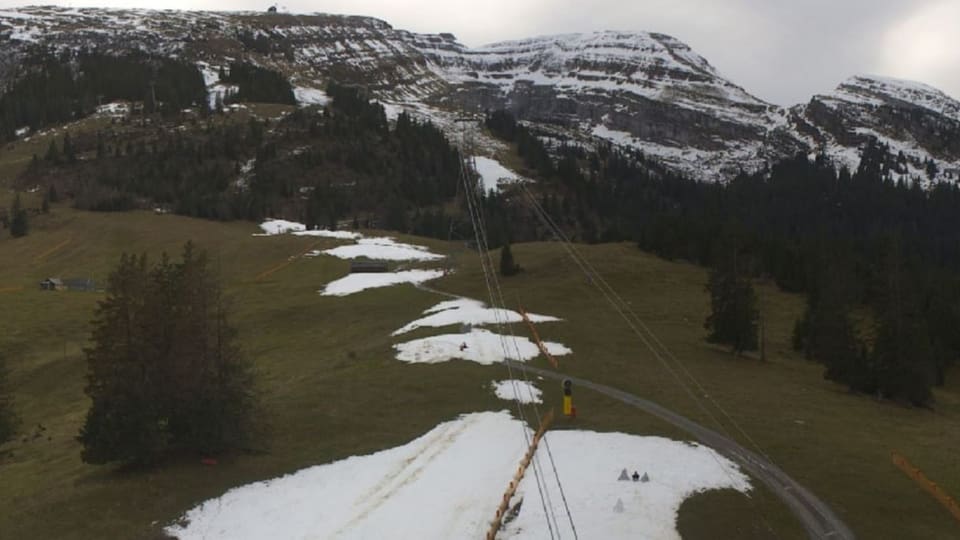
[
  {"left": 0, "top": 51, "right": 207, "bottom": 141},
  {"left": 485, "top": 110, "right": 960, "bottom": 405}
]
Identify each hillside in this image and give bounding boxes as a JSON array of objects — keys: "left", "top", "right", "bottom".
[
  {"left": 0, "top": 206, "right": 958, "bottom": 538},
  {"left": 1, "top": 6, "right": 959, "bottom": 182},
  {"left": 2, "top": 6, "right": 960, "bottom": 539}
]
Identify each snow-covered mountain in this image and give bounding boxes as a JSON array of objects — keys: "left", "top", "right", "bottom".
[
  {"left": 793, "top": 75, "right": 960, "bottom": 181},
  {"left": 1, "top": 6, "right": 958, "bottom": 182}
]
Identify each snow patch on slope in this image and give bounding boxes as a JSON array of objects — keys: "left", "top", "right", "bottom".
[
  {"left": 293, "top": 86, "right": 329, "bottom": 106},
  {"left": 473, "top": 156, "right": 523, "bottom": 192},
  {"left": 165, "top": 411, "right": 750, "bottom": 540},
  {"left": 320, "top": 269, "right": 444, "bottom": 296},
  {"left": 320, "top": 237, "right": 443, "bottom": 261},
  {"left": 393, "top": 328, "right": 569, "bottom": 365},
  {"left": 256, "top": 219, "right": 361, "bottom": 239},
  {"left": 492, "top": 379, "right": 542, "bottom": 404},
  {"left": 393, "top": 298, "right": 559, "bottom": 336}
]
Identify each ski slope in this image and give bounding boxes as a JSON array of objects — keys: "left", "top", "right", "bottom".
[{"left": 166, "top": 411, "right": 750, "bottom": 540}]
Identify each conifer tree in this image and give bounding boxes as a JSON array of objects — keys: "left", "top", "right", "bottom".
[
  {"left": 869, "top": 239, "right": 936, "bottom": 405},
  {"left": 704, "top": 249, "right": 758, "bottom": 354},
  {"left": 62, "top": 132, "right": 76, "bottom": 163},
  {"left": 794, "top": 256, "right": 865, "bottom": 388},
  {"left": 45, "top": 139, "right": 60, "bottom": 164},
  {"left": 500, "top": 240, "right": 519, "bottom": 276},
  {"left": 10, "top": 193, "right": 28, "bottom": 238},
  {"left": 78, "top": 244, "right": 257, "bottom": 465}
]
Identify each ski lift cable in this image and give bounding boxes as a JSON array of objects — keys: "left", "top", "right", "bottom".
[
  {"left": 519, "top": 182, "right": 776, "bottom": 465},
  {"left": 457, "top": 148, "right": 559, "bottom": 539},
  {"left": 460, "top": 158, "right": 577, "bottom": 538},
  {"left": 517, "top": 183, "right": 782, "bottom": 538}
]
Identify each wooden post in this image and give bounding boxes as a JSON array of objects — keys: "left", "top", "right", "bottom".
[{"left": 486, "top": 409, "right": 555, "bottom": 540}]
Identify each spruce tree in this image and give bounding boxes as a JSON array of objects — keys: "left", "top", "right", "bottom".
[
  {"left": 10, "top": 193, "right": 28, "bottom": 238},
  {"left": 704, "top": 251, "right": 758, "bottom": 354},
  {"left": 62, "top": 132, "right": 76, "bottom": 163},
  {"left": 795, "top": 257, "right": 865, "bottom": 389},
  {"left": 78, "top": 244, "right": 257, "bottom": 465},
  {"left": 500, "top": 240, "right": 519, "bottom": 277},
  {"left": 45, "top": 139, "right": 60, "bottom": 164},
  {"left": 869, "top": 239, "right": 936, "bottom": 405}
]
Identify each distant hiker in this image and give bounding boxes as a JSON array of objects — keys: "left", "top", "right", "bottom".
[
  {"left": 632, "top": 471, "right": 640, "bottom": 482},
  {"left": 460, "top": 342, "right": 468, "bottom": 351}
]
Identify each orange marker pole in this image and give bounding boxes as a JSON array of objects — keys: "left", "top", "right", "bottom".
[
  {"left": 519, "top": 305, "right": 559, "bottom": 369},
  {"left": 892, "top": 451, "right": 960, "bottom": 524}
]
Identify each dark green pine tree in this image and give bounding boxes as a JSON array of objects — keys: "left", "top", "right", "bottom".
[
  {"left": 870, "top": 239, "right": 936, "bottom": 405},
  {"left": 812, "top": 293, "right": 868, "bottom": 391},
  {"left": 78, "top": 244, "right": 258, "bottom": 465},
  {"left": 0, "top": 352, "right": 18, "bottom": 445},
  {"left": 62, "top": 132, "right": 76, "bottom": 163},
  {"left": 10, "top": 193, "right": 28, "bottom": 238},
  {"left": 500, "top": 240, "right": 519, "bottom": 277},
  {"left": 704, "top": 251, "right": 759, "bottom": 354},
  {"left": 77, "top": 253, "right": 164, "bottom": 465},
  {"left": 794, "top": 256, "right": 867, "bottom": 389},
  {"left": 45, "top": 139, "right": 60, "bottom": 164}
]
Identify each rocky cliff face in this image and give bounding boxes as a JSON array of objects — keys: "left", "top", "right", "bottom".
[
  {"left": 417, "top": 31, "right": 800, "bottom": 180},
  {"left": 1, "top": 6, "right": 958, "bottom": 182}
]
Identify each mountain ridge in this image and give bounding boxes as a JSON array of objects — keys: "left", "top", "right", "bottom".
[{"left": 1, "top": 6, "right": 958, "bottom": 182}]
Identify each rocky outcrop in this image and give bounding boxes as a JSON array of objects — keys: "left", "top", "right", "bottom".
[{"left": 795, "top": 76, "right": 960, "bottom": 180}]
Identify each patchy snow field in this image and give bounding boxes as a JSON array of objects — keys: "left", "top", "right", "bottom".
[
  {"left": 256, "top": 219, "right": 361, "bottom": 239},
  {"left": 166, "top": 411, "right": 750, "bottom": 540},
  {"left": 393, "top": 298, "right": 559, "bottom": 336},
  {"left": 492, "top": 379, "right": 543, "bottom": 404},
  {"left": 321, "top": 237, "right": 443, "bottom": 261},
  {"left": 293, "top": 86, "right": 329, "bottom": 106},
  {"left": 321, "top": 270, "right": 445, "bottom": 296},
  {"left": 473, "top": 156, "right": 523, "bottom": 192},
  {"left": 257, "top": 219, "right": 309, "bottom": 235},
  {"left": 393, "top": 328, "right": 571, "bottom": 365}
]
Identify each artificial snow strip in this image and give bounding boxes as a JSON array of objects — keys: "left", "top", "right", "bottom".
[
  {"left": 166, "top": 411, "right": 750, "bottom": 540},
  {"left": 320, "top": 270, "right": 445, "bottom": 297},
  {"left": 392, "top": 298, "right": 559, "bottom": 336},
  {"left": 393, "top": 328, "right": 570, "bottom": 365}
]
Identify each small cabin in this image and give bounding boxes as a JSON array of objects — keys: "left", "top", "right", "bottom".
[
  {"left": 350, "top": 261, "right": 388, "bottom": 273},
  {"left": 40, "top": 278, "right": 65, "bottom": 291}
]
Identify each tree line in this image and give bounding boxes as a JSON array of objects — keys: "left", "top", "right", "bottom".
[
  {"left": 19, "top": 83, "right": 464, "bottom": 228},
  {"left": 484, "top": 110, "right": 960, "bottom": 406},
  {"left": 0, "top": 51, "right": 207, "bottom": 142}
]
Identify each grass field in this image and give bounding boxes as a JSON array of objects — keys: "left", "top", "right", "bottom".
[{"left": 0, "top": 205, "right": 958, "bottom": 539}]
